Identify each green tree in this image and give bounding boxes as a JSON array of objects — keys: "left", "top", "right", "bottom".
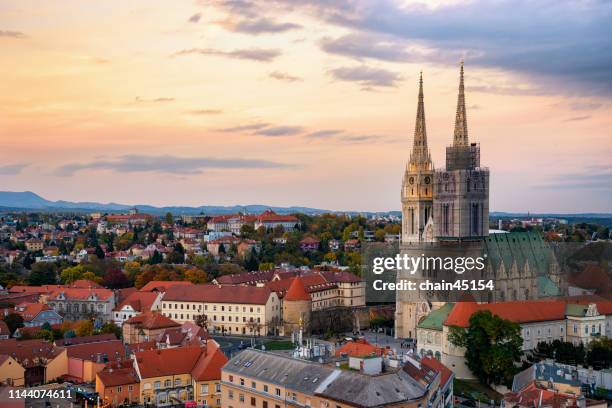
[
  {"left": 3, "top": 313, "right": 24, "bottom": 334},
  {"left": 28, "top": 262, "right": 58, "bottom": 285},
  {"left": 587, "top": 337, "right": 612, "bottom": 369},
  {"left": 449, "top": 310, "right": 523, "bottom": 385},
  {"left": 76, "top": 320, "right": 94, "bottom": 337},
  {"left": 96, "top": 322, "right": 122, "bottom": 338},
  {"left": 165, "top": 212, "right": 174, "bottom": 225}
]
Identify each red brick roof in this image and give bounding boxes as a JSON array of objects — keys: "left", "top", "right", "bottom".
[
  {"left": 0, "top": 339, "right": 64, "bottom": 368},
  {"left": 14, "top": 302, "right": 51, "bottom": 322},
  {"left": 445, "top": 301, "right": 566, "bottom": 327},
  {"left": 70, "top": 279, "right": 102, "bottom": 289},
  {"left": 284, "top": 277, "right": 311, "bottom": 301},
  {"left": 421, "top": 356, "right": 453, "bottom": 387},
  {"left": 125, "top": 312, "right": 179, "bottom": 330},
  {"left": 163, "top": 284, "right": 273, "bottom": 305},
  {"left": 191, "top": 341, "right": 228, "bottom": 382},
  {"left": 55, "top": 333, "right": 117, "bottom": 347},
  {"left": 267, "top": 274, "right": 335, "bottom": 299},
  {"left": 9, "top": 285, "right": 63, "bottom": 294},
  {"left": 257, "top": 210, "right": 298, "bottom": 223},
  {"left": 48, "top": 287, "right": 113, "bottom": 301},
  {"left": 97, "top": 364, "right": 139, "bottom": 387}
]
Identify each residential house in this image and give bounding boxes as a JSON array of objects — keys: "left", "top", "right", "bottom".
[
  {"left": 122, "top": 312, "right": 180, "bottom": 344},
  {"left": 96, "top": 360, "right": 140, "bottom": 407},
  {"left": 0, "top": 354, "right": 25, "bottom": 386},
  {"left": 113, "top": 291, "right": 162, "bottom": 326},
  {"left": 65, "top": 339, "right": 125, "bottom": 383},
  {"left": 299, "top": 237, "right": 319, "bottom": 252},
  {"left": 14, "top": 302, "right": 63, "bottom": 327},
  {"left": 45, "top": 287, "right": 115, "bottom": 323},
  {"left": 0, "top": 339, "right": 67, "bottom": 386}
]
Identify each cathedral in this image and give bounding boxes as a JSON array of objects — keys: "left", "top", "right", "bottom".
[{"left": 395, "top": 63, "right": 562, "bottom": 339}]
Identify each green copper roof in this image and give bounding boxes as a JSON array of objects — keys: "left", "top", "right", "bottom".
[
  {"left": 417, "top": 303, "right": 455, "bottom": 331},
  {"left": 537, "top": 276, "right": 561, "bottom": 297},
  {"left": 565, "top": 304, "right": 588, "bottom": 317}
]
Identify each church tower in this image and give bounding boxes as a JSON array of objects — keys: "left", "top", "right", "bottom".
[
  {"left": 433, "top": 62, "right": 489, "bottom": 240},
  {"left": 402, "top": 72, "right": 435, "bottom": 243}
]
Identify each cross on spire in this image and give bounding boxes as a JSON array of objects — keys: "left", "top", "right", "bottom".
[{"left": 453, "top": 60, "right": 469, "bottom": 146}]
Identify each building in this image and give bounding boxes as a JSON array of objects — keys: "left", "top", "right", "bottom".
[
  {"left": 122, "top": 312, "right": 180, "bottom": 344},
  {"left": 132, "top": 342, "right": 227, "bottom": 407},
  {"left": 0, "top": 354, "right": 24, "bottom": 386},
  {"left": 0, "top": 339, "right": 67, "bottom": 386},
  {"left": 13, "top": 302, "right": 63, "bottom": 327},
  {"left": 113, "top": 291, "right": 162, "bottom": 326},
  {"left": 45, "top": 287, "right": 115, "bottom": 323},
  {"left": 65, "top": 339, "right": 125, "bottom": 383},
  {"left": 395, "top": 64, "right": 562, "bottom": 339},
  {"left": 0, "top": 320, "right": 11, "bottom": 339},
  {"left": 282, "top": 277, "right": 312, "bottom": 334},
  {"left": 254, "top": 210, "right": 300, "bottom": 232},
  {"left": 96, "top": 361, "right": 140, "bottom": 407},
  {"left": 426, "top": 298, "right": 612, "bottom": 379},
  {"left": 25, "top": 239, "right": 44, "bottom": 252},
  {"left": 221, "top": 348, "right": 437, "bottom": 408},
  {"left": 160, "top": 284, "right": 281, "bottom": 336}
]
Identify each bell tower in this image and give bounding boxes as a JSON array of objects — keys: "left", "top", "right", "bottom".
[{"left": 402, "top": 72, "right": 435, "bottom": 243}]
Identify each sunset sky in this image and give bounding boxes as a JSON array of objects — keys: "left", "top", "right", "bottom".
[{"left": 1, "top": 0, "right": 611, "bottom": 213}]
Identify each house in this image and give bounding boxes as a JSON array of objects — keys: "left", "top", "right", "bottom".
[
  {"left": 156, "top": 321, "right": 209, "bottom": 349},
  {"left": 160, "top": 285, "right": 280, "bottom": 336},
  {"left": 344, "top": 239, "right": 360, "bottom": 251},
  {"left": 0, "top": 354, "right": 25, "bottom": 386},
  {"left": 122, "top": 312, "right": 180, "bottom": 344},
  {"left": 25, "top": 239, "right": 44, "bottom": 252},
  {"left": 254, "top": 210, "right": 300, "bottom": 232},
  {"left": 335, "top": 338, "right": 386, "bottom": 358},
  {"left": 96, "top": 360, "right": 140, "bottom": 407},
  {"left": 299, "top": 237, "right": 320, "bottom": 252},
  {"left": 0, "top": 339, "right": 67, "bottom": 386},
  {"left": 504, "top": 381, "right": 606, "bottom": 408},
  {"left": 328, "top": 239, "right": 341, "bottom": 251},
  {"left": 132, "top": 341, "right": 227, "bottom": 407},
  {"left": 14, "top": 302, "right": 63, "bottom": 327},
  {"left": 45, "top": 287, "right": 115, "bottom": 323},
  {"left": 65, "top": 339, "right": 125, "bottom": 383},
  {"left": 113, "top": 291, "right": 162, "bottom": 326}
]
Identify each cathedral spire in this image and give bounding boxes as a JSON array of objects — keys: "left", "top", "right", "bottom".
[
  {"left": 453, "top": 60, "right": 468, "bottom": 146},
  {"left": 409, "top": 71, "right": 432, "bottom": 170}
]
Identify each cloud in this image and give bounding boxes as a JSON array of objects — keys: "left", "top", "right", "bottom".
[
  {"left": 269, "top": 71, "right": 302, "bottom": 82},
  {"left": 563, "top": 115, "right": 591, "bottom": 122},
  {"left": 305, "top": 129, "right": 342, "bottom": 139},
  {"left": 327, "top": 66, "right": 402, "bottom": 88},
  {"left": 254, "top": 126, "right": 303, "bottom": 137},
  {"left": 468, "top": 84, "right": 549, "bottom": 96},
  {"left": 221, "top": 17, "right": 301, "bottom": 34},
  {"left": 188, "top": 109, "right": 223, "bottom": 115},
  {"left": 539, "top": 166, "right": 612, "bottom": 190},
  {"left": 173, "top": 47, "right": 281, "bottom": 62},
  {"left": 54, "top": 155, "right": 291, "bottom": 176},
  {"left": 0, "top": 30, "right": 26, "bottom": 39},
  {"left": 221, "top": 0, "right": 612, "bottom": 96},
  {"left": 188, "top": 13, "right": 202, "bottom": 23},
  {"left": 320, "top": 33, "right": 412, "bottom": 62},
  {"left": 135, "top": 97, "right": 175, "bottom": 103},
  {"left": 0, "top": 163, "right": 29, "bottom": 175},
  {"left": 568, "top": 102, "right": 603, "bottom": 111},
  {"left": 218, "top": 122, "right": 270, "bottom": 132},
  {"left": 340, "top": 135, "right": 382, "bottom": 143}
]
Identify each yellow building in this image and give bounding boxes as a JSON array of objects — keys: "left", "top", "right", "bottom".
[
  {"left": 161, "top": 285, "right": 280, "bottom": 336},
  {"left": 0, "top": 355, "right": 25, "bottom": 386},
  {"left": 132, "top": 341, "right": 227, "bottom": 407}
]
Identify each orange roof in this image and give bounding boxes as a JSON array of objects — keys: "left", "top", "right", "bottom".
[
  {"left": 48, "top": 287, "right": 113, "bottom": 301},
  {"left": 134, "top": 345, "right": 205, "bottom": 378},
  {"left": 125, "top": 312, "right": 180, "bottom": 330},
  {"left": 66, "top": 339, "right": 125, "bottom": 362},
  {"left": 285, "top": 277, "right": 311, "bottom": 301},
  {"left": 163, "top": 284, "right": 273, "bottom": 305},
  {"left": 191, "top": 341, "right": 228, "bottom": 382},
  {"left": 444, "top": 301, "right": 567, "bottom": 327},
  {"left": 97, "top": 365, "right": 139, "bottom": 387},
  {"left": 70, "top": 279, "right": 102, "bottom": 289},
  {"left": 335, "top": 339, "right": 384, "bottom": 357},
  {"left": 421, "top": 356, "right": 453, "bottom": 386},
  {"left": 113, "top": 291, "right": 158, "bottom": 313},
  {"left": 139, "top": 280, "right": 193, "bottom": 292},
  {"left": 14, "top": 302, "right": 51, "bottom": 322}
]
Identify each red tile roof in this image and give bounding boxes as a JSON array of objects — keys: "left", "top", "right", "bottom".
[
  {"left": 335, "top": 339, "right": 384, "bottom": 357},
  {"left": 55, "top": 333, "right": 117, "bottom": 347},
  {"left": 113, "top": 291, "right": 159, "bottom": 313},
  {"left": 134, "top": 345, "right": 203, "bottom": 378},
  {"left": 139, "top": 280, "right": 193, "bottom": 292},
  {"left": 445, "top": 301, "right": 566, "bottom": 327},
  {"left": 14, "top": 302, "right": 51, "bottom": 322},
  {"left": 0, "top": 339, "right": 64, "bottom": 368},
  {"left": 70, "top": 279, "right": 102, "bottom": 289},
  {"left": 48, "top": 287, "right": 113, "bottom": 301},
  {"left": 163, "top": 284, "right": 273, "bottom": 305},
  {"left": 421, "top": 356, "right": 453, "bottom": 387},
  {"left": 66, "top": 339, "right": 125, "bottom": 362},
  {"left": 191, "top": 341, "right": 228, "bottom": 382},
  {"left": 125, "top": 312, "right": 180, "bottom": 330},
  {"left": 0, "top": 320, "right": 10, "bottom": 337},
  {"left": 284, "top": 277, "right": 311, "bottom": 301},
  {"left": 97, "top": 364, "right": 139, "bottom": 387}
]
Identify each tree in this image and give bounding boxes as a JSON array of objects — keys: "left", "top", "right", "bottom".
[
  {"left": 94, "top": 245, "right": 105, "bottom": 259},
  {"left": 194, "top": 314, "right": 208, "bottom": 330},
  {"left": 28, "top": 262, "right": 58, "bottom": 285},
  {"left": 76, "top": 320, "right": 94, "bottom": 337},
  {"left": 149, "top": 250, "right": 163, "bottom": 265},
  {"left": 59, "top": 264, "right": 87, "bottom": 284},
  {"left": 587, "top": 337, "right": 612, "bottom": 369},
  {"left": 96, "top": 322, "right": 121, "bottom": 338},
  {"left": 185, "top": 268, "right": 207, "bottom": 284},
  {"left": 3, "top": 313, "right": 24, "bottom": 334},
  {"left": 449, "top": 310, "right": 523, "bottom": 385},
  {"left": 103, "top": 269, "right": 130, "bottom": 289},
  {"left": 165, "top": 212, "right": 174, "bottom": 225}
]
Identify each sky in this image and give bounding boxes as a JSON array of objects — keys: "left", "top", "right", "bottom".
[{"left": 0, "top": 0, "right": 611, "bottom": 213}]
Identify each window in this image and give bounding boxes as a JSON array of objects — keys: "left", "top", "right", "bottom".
[
  {"left": 201, "top": 384, "right": 209, "bottom": 394},
  {"left": 175, "top": 378, "right": 181, "bottom": 386},
  {"left": 216, "top": 383, "right": 221, "bottom": 393},
  {"left": 276, "top": 388, "right": 281, "bottom": 396},
  {"left": 165, "top": 379, "right": 171, "bottom": 387},
  {"left": 240, "top": 378, "right": 245, "bottom": 386},
  {"left": 117, "top": 386, "right": 122, "bottom": 392},
  {"left": 128, "top": 385, "right": 133, "bottom": 391},
  {"left": 263, "top": 385, "right": 269, "bottom": 393},
  {"left": 239, "top": 394, "right": 245, "bottom": 402},
  {"left": 229, "top": 390, "right": 234, "bottom": 400},
  {"left": 263, "top": 401, "right": 268, "bottom": 408},
  {"left": 229, "top": 375, "right": 234, "bottom": 383},
  {"left": 251, "top": 381, "right": 256, "bottom": 389},
  {"left": 251, "top": 397, "right": 256, "bottom": 406},
  {"left": 154, "top": 381, "right": 161, "bottom": 389}
]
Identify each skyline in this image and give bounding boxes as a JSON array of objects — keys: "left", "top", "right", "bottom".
[{"left": 1, "top": 1, "right": 611, "bottom": 213}]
